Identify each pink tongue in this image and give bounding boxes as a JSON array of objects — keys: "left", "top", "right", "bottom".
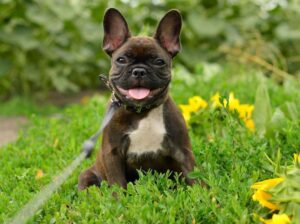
[{"left": 128, "top": 88, "right": 150, "bottom": 100}]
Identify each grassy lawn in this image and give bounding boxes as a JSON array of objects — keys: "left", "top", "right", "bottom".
[
  {"left": 0, "top": 97, "right": 60, "bottom": 117},
  {"left": 1, "top": 64, "right": 300, "bottom": 223}
]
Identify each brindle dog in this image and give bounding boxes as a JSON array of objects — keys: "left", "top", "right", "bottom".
[{"left": 78, "top": 8, "right": 197, "bottom": 190}]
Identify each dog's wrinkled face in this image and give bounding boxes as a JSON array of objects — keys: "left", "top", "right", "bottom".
[
  {"left": 110, "top": 37, "right": 171, "bottom": 106},
  {"left": 103, "top": 9, "right": 182, "bottom": 107}
]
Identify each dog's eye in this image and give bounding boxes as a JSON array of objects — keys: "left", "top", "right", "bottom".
[
  {"left": 116, "top": 57, "right": 127, "bottom": 64},
  {"left": 154, "top": 58, "right": 165, "bottom": 66}
]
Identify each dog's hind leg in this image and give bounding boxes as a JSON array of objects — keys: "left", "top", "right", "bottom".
[{"left": 78, "top": 165, "right": 102, "bottom": 191}]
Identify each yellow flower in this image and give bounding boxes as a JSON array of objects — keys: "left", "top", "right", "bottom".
[
  {"left": 211, "top": 92, "right": 241, "bottom": 110},
  {"left": 272, "top": 214, "right": 291, "bottom": 224},
  {"left": 228, "top": 92, "right": 240, "bottom": 110},
  {"left": 179, "top": 96, "right": 208, "bottom": 123},
  {"left": 188, "top": 96, "right": 208, "bottom": 112},
  {"left": 252, "top": 189, "right": 279, "bottom": 210},
  {"left": 293, "top": 153, "right": 300, "bottom": 163},
  {"left": 35, "top": 169, "right": 44, "bottom": 180},
  {"left": 211, "top": 92, "right": 223, "bottom": 108},
  {"left": 251, "top": 178, "right": 284, "bottom": 190},
  {"left": 245, "top": 119, "right": 255, "bottom": 131},
  {"left": 251, "top": 177, "right": 284, "bottom": 210},
  {"left": 237, "top": 104, "right": 254, "bottom": 120},
  {"left": 182, "top": 112, "right": 191, "bottom": 123},
  {"left": 179, "top": 104, "right": 192, "bottom": 123},
  {"left": 261, "top": 214, "right": 291, "bottom": 224}
]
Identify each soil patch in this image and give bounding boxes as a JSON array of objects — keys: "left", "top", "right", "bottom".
[{"left": 0, "top": 117, "right": 28, "bottom": 147}]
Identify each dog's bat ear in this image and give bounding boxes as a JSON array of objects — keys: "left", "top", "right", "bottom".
[
  {"left": 154, "top": 10, "right": 182, "bottom": 57},
  {"left": 103, "top": 8, "right": 131, "bottom": 56}
]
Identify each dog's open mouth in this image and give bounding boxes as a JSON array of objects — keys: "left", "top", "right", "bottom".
[{"left": 117, "top": 86, "right": 163, "bottom": 100}]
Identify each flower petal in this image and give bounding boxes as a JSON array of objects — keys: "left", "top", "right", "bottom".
[{"left": 251, "top": 178, "right": 284, "bottom": 190}]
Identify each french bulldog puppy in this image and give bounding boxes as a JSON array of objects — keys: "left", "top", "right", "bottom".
[{"left": 78, "top": 8, "right": 197, "bottom": 190}]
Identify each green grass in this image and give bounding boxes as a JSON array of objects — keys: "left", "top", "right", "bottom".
[
  {"left": 0, "top": 97, "right": 60, "bottom": 117},
  {"left": 1, "top": 64, "right": 300, "bottom": 223}
]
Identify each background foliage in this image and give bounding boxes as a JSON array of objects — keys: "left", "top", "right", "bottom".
[{"left": 1, "top": 0, "right": 300, "bottom": 99}]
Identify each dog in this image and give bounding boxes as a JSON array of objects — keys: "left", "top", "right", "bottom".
[{"left": 78, "top": 8, "right": 197, "bottom": 190}]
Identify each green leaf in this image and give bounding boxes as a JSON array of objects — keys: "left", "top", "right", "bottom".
[
  {"left": 280, "top": 102, "right": 299, "bottom": 122},
  {"left": 275, "top": 23, "right": 300, "bottom": 40},
  {"left": 187, "top": 171, "right": 202, "bottom": 179},
  {"left": 26, "top": 5, "right": 63, "bottom": 33},
  {"left": 253, "top": 83, "right": 273, "bottom": 137},
  {"left": 50, "top": 74, "right": 79, "bottom": 92},
  {"left": 0, "top": 59, "right": 12, "bottom": 76},
  {"left": 44, "top": 0, "right": 76, "bottom": 21},
  {"left": 0, "top": 25, "right": 39, "bottom": 50},
  {"left": 187, "top": 13, "right": 226, "bottom": 37},
  {"left": 267, "top": 108, "right": 288, "bottom": 135}
]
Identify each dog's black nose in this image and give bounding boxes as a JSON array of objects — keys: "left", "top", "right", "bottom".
[{"left": 132, "top": 68, "right": 146, "bottom": 78}]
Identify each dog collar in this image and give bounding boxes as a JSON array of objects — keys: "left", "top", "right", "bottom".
[{"left": 99, "top": 74, "right": 168, "bottom": 113}]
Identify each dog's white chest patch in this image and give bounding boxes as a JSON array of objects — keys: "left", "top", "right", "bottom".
[{"left": 127, "top": 105, "right": 166, "bottom": 155}]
